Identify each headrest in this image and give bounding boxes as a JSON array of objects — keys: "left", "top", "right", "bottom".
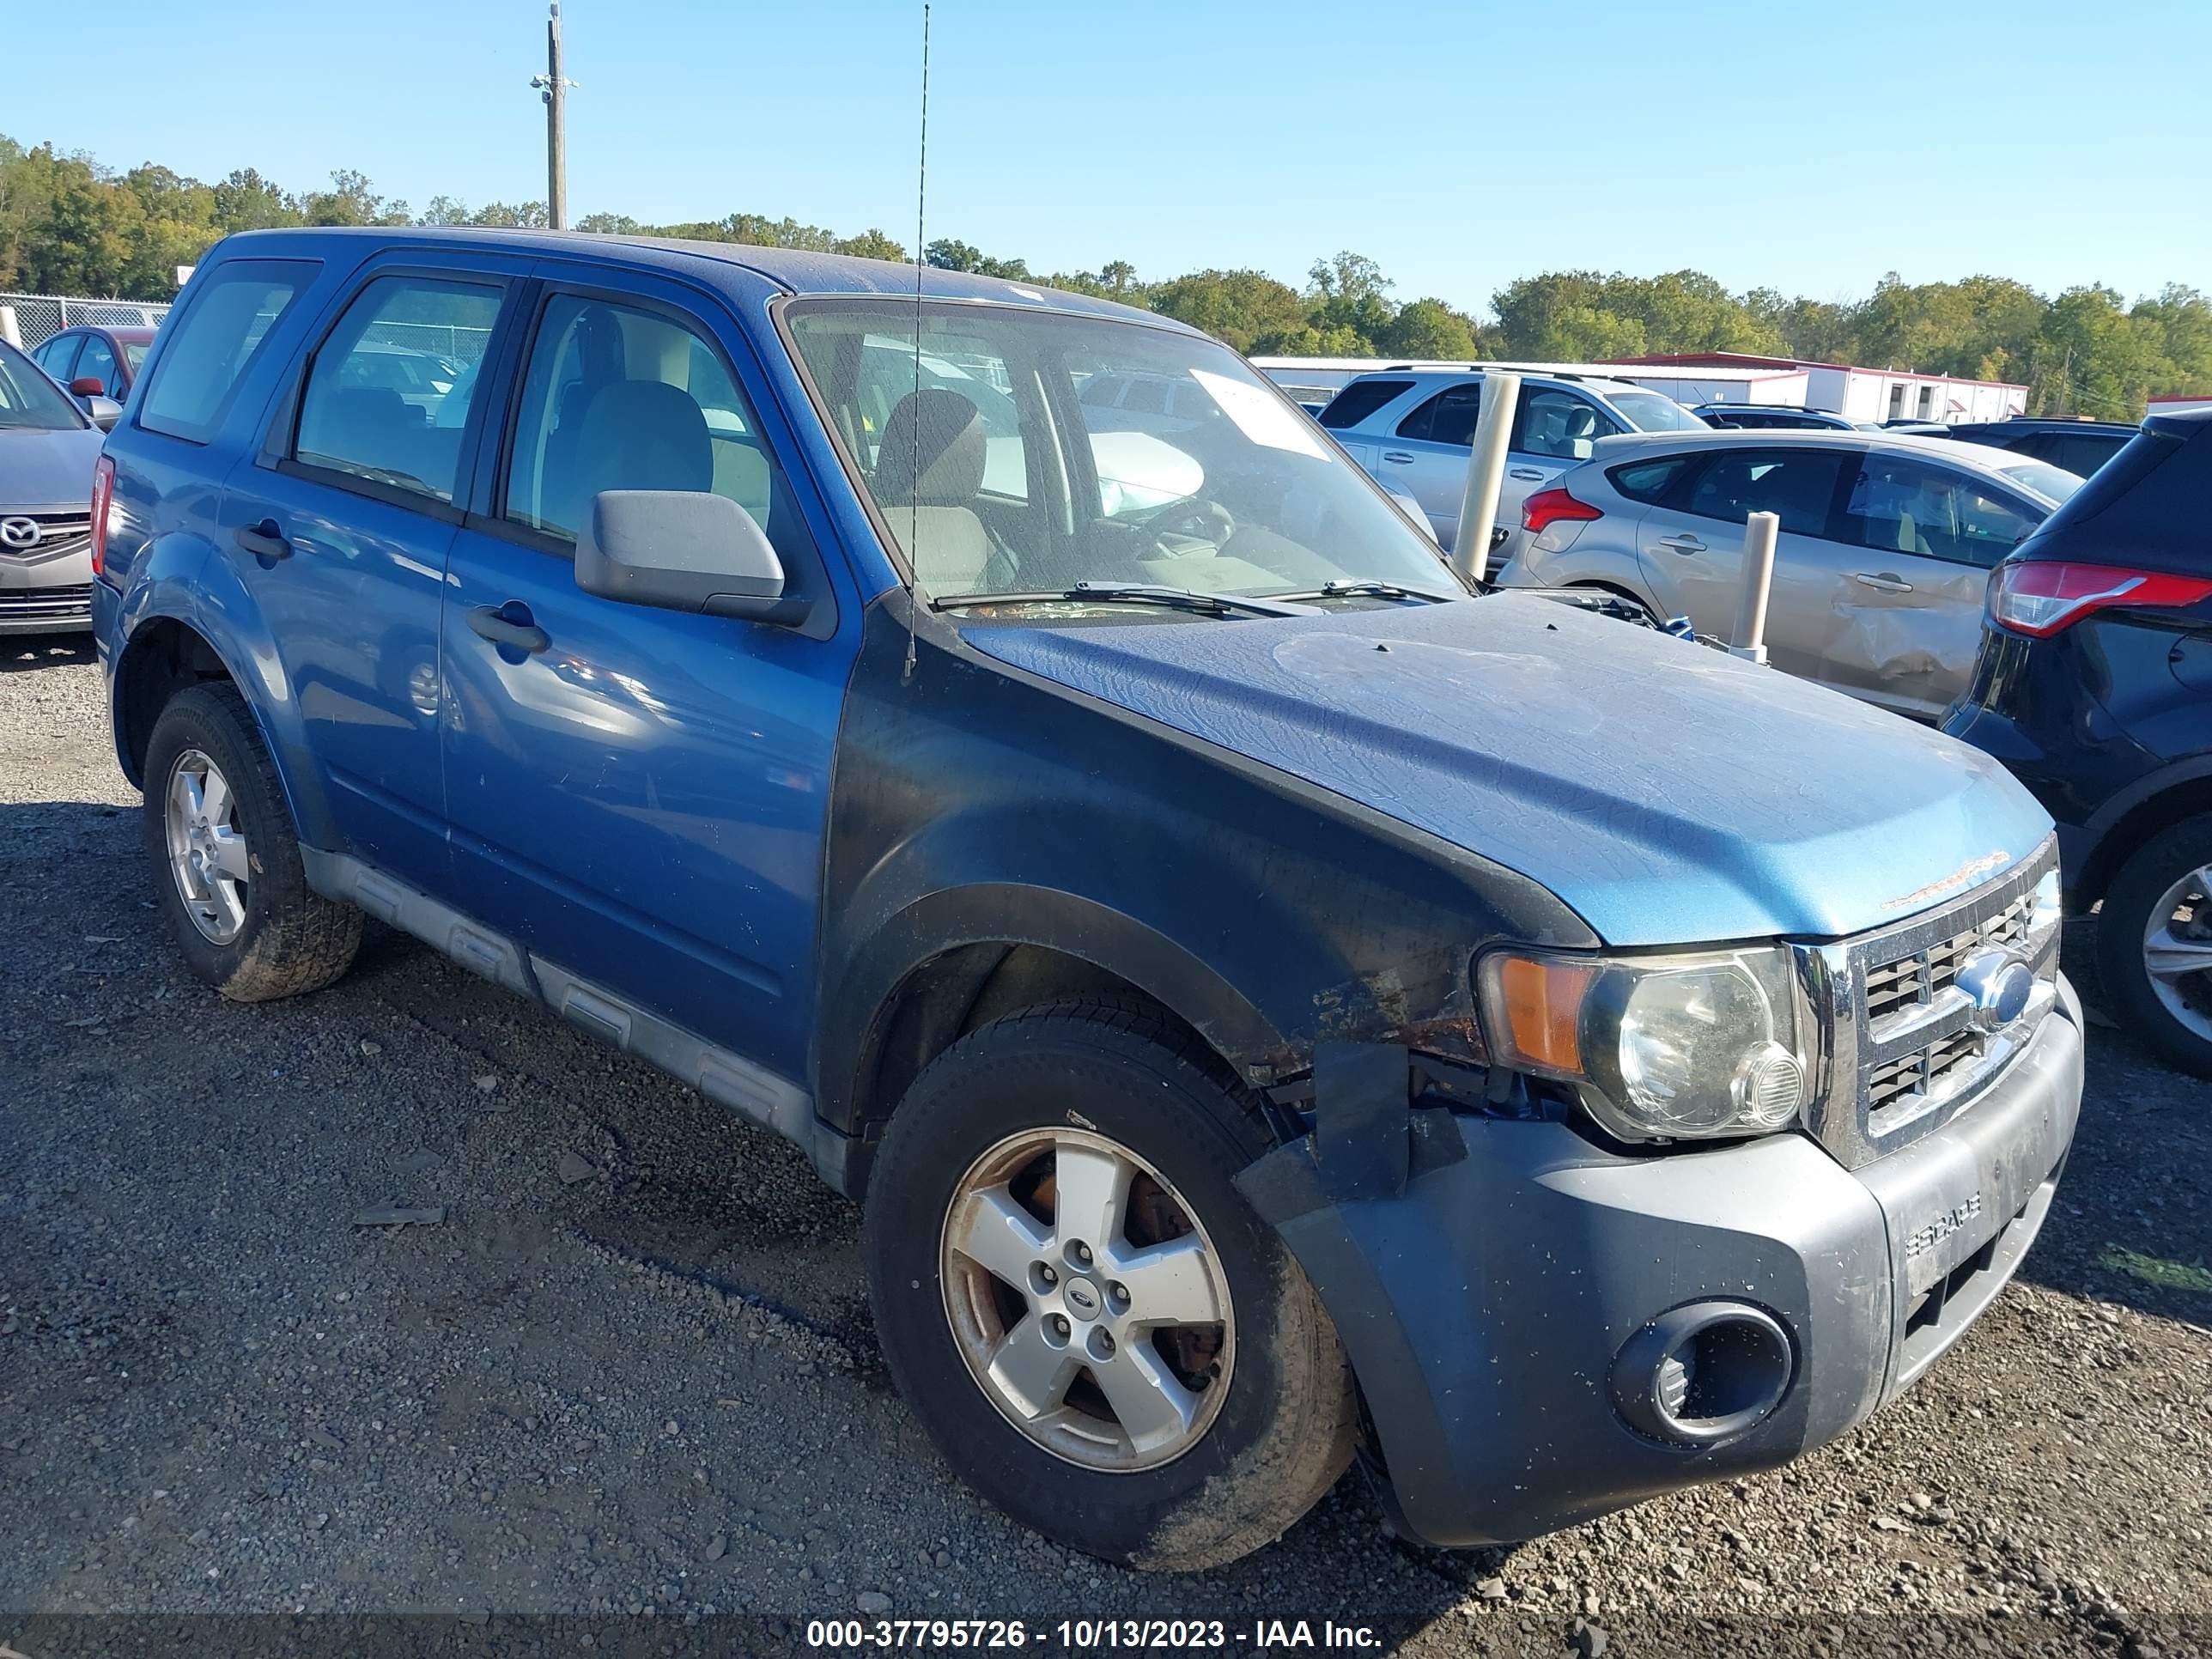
[
  {"left": 874, "top": 387, "right": 988, "bottom": 507},
  {"left": 574, "top": 380, "right": 714, "bottom": 500}
]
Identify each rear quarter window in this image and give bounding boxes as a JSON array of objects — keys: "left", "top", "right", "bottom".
[
  {"left": 137, "top": 259, "right": 318, "bottom": 444},
  {"left": 1608, "top": 456, "right": 1692, "bottom": 504},
  {"left": 1317, "top": 378, "right": 1414, "bottom": 429}
]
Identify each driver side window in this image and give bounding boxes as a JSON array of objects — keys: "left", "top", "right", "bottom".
[{"left": 501, "top": 292, "right": 812, "bottom": 573}]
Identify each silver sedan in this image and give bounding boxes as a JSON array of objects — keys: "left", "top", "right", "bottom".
[{"left": 1495, "top": 429, "right": 2081, "bottom": 720}]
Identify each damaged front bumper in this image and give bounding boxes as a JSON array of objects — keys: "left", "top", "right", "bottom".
[{"left": 1235, "top": 979, "right": 2083, "bottom": 1549}]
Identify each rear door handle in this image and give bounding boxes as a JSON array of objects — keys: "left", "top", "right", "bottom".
[
  {"left": 1656, "top": 533, "right": 1705, "bottom": 554},
  {"left": 1381, "top": 451, "right": 1415, "bottom": 464},
  {"left": 1508, "top": 467, "right": 1545, "bottom": 481},
  {"left": 234, "top": 520, "right": 291, "bottom": 562},
  {"left": 468, "top": 602, "right": 550, "bottom": 654},
  {"left": 1853, "top": 572, "right": 1914, "bottom": 593}
]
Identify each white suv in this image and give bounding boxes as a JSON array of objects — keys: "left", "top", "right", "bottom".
[{"left": 1316, "top": 368, "right": 1708, "bottom": 556}]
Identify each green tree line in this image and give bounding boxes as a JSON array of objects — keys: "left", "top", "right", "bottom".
[{"left": 5, "top": 135, "right": 2206, "bottom": 418}]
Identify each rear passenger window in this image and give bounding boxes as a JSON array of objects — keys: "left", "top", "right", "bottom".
[
  {"left": 1398, "top": 384, "right": 1481, "bottom": 446},
  {"left": 1610, "top": 457, "right": 1690, "bottom": 504},
  {"left": 137, "top": 260, "right": 314, "bottom": 443},
  {"left": 1683, "top": 448, "right": 1844, "bottom": 537},
  {"left": 1318, "top": 377, "right": 1412, "bottom": 429},
  {"left": 294, "top": 276, "right": 501, "bottom": 504}
]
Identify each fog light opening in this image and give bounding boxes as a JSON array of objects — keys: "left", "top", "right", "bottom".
[{"left": 1613, "top": 1301, "right": 1795, "bottom": 1447}]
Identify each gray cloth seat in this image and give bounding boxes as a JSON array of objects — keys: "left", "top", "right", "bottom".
[
  {"left": 872, "top": 387, "right": 995, "bottom": 592},
  {"left": 544, "top": 380, "right": 714, "bottom": 536}
]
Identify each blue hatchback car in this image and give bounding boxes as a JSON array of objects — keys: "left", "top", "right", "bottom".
[{"left": 94, "top": 228, "right": 2083, "bottom": 1569}]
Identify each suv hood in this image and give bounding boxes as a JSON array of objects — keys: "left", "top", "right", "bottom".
[
  {"left": 0, "top": 424, "right": 104, "bottom": 509},
  {"left": 964, "top": 593, "right": 2052, "bottom": 946}
]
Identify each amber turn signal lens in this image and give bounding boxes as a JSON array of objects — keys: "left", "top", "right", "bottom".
[{"left": 1495, "top": 956, "right": 1593, "bottom": 1074}]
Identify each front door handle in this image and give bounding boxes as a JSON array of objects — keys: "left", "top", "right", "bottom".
[
  {"left": 1656, "top": 533, "right": 1706, "bottom": 554},
  {"left": 1853, "top": 571, "right": 1914, "bottom": 593},
  {"left": 1508, "top": 467, "right": 1545, "bottom": 481},
  {"left": 234, "top": 520, "right": 291, "bottom": 562},
  {"left": 1381, "top": 451, "right": 1415, "bottom": 464},
  {"left": 468, "top": 602, "right": 550, "bottom": 654}
]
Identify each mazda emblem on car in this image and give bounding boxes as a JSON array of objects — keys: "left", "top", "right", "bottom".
[
  {"left": 1956, "top": 947, "right": 2037, "bottom": 1033},
  {"left": 0, "top": 516, "right": 43, "bottom": 550}
]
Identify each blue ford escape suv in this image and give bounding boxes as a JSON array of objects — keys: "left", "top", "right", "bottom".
[{"left": 94, "top": 228, "right": 2083, "bottom": 1570}]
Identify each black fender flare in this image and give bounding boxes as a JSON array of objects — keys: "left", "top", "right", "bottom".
[{"left": 814, "top": 881, "right": 1285, "bottom": 1139}]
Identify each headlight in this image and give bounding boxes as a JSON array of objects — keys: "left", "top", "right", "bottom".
[{"left": 1476, "top": 945, "right": 1813, "bottom": 1142}]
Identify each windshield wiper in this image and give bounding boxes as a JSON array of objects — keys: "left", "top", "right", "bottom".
[
  {"left": 1264, "top": 580, "right": 1460, "bottom": 604},
  {"left": 932, "top": 582, "right": 1307, "bottom": 618}
]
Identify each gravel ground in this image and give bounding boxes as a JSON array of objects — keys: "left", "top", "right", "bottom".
[{"left": 2, "top": 633, "right": 2208, "bottom": 1658}]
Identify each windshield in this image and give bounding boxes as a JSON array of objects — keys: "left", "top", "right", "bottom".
[
  {"left": 124, "top": 341, "right": 149, "bottom": 371},
  {"left": 1605, "top": 390, "right": 1709, "bottom": 433},
  {"left": 1998, "top": 459, "right": 2084, "bottom": 504},
  {"left": 0, "top": 342, "right": 87, "bottom": 431},
  {"left": 786, "top": 299, "right": 1460, "bottom": 605}
]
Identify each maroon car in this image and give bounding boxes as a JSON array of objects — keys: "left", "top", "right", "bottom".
[{"left": 29, "top": 325, "right": 159, "bottom": 404}]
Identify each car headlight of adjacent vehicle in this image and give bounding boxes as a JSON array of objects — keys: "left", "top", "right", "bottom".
[{"left": 1475, "top": 946, "right": 1814, "bottom": 1143}]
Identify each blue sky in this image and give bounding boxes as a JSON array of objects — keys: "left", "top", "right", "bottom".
[{"left": 10, "top": 0, "right": 2208, "bottom": 316}]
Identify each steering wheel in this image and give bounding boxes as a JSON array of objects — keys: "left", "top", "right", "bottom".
[{"left": 1144, "top": 499, "right": 1237, "bottom": 558}]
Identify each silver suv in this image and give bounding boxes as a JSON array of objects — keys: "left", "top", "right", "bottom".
[
  {"left": 1495, "top": 428, "right": 2082, "bottom": 720},
  {"left": 1316, "top": 367, "right": 1708, "bottom": 553}
]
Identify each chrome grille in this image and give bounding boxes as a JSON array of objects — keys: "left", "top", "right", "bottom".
[
  {"left": 0, "top": 584, "right": 94, "bottom": 621},
  {"left": 0, "top": 513, "right": 92, "bottom": 568},
  {"left": 1797, "top": 838, "right": 2061, "bottom": 1169}
]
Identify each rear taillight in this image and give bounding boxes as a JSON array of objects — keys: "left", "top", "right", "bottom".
[
  {"left": 1989, "top": 560, "right": 2212, "bottom": 637},
  {"left": 1522, "top": 487, "right": 1602, "bottom": 534},
  {"left": 88, "top": 454, "right": 115, "bottom": 578}
]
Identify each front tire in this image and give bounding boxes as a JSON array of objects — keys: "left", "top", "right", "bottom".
[
  {"left": 863, "top": 1002, "right": 1357, "bottom": 1571},
  {"left": 143, "top": 682, "right": 362, "bottom": 1002},
  {"left": 2097, "top": 815, "right": 2212, "bottom": 1078}
]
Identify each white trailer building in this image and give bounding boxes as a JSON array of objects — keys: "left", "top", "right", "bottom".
[{"left": 1603, "top": 352, "right": 2027, "bottom": 425}]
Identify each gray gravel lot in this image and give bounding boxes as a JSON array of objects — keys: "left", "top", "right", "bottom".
[{"left": 3, "top": 633, "right": 2208, "bottom": 1658}]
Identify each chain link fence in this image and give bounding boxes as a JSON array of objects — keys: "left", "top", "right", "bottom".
[{"left": 0, "top": 293, "right": 173, "bottom": 353}]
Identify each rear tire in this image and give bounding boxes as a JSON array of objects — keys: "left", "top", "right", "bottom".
[
  {"left": 143, "top": 682, "right": 362, "bottom": 1002},
  {"left": 2096, "top": 815, "right": 2212, "bottom": 1078},
  {"left": 863, "top": 1001, "right": 1357, "bottom": 1571}
]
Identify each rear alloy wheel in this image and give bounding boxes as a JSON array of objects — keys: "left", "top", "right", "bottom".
[
  {"left": 143, "top": 683, "right": 362, "bottom": 1002},
  {"left": 164, "top": 748, "right": 252, "bottom": 945},
  {"left": 2099, "top": 816, "right": 2212, "bottom": 1078},
  {"left": 865, "top": 1001, "right": 1357, "bottom": 1570}
]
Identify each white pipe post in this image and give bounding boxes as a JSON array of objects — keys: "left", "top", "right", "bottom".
[
  {"left": 1731, "top": 509, "right": 1779, "bottom": 663},
  {"left": 1451, "top": 370, "right": 1520, "bottom": 585},
  {"left": 0, "top": 306, "right": 19, "bottom": 349}
]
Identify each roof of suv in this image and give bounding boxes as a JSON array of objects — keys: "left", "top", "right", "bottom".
[
  {"left": 1949, "top": 417, "right": 2137, "bottom": 437},
  {"left": 1340, "top": 365, "right": 1653, "bottom": 398},
  {"left": 210, "top": 226, "right": 1185, "bottom": 331}
]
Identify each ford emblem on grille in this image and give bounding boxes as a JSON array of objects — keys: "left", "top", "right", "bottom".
[
  {"left": 1956, "top": 948, "right": 2035, "bottom": 1033},
  {"left": 0, "top": 516, "right": 43, "bottom": 550}
]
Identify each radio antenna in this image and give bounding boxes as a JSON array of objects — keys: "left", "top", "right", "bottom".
[{"left": 902, "top": 0, "right": 930, "bottom": 684}]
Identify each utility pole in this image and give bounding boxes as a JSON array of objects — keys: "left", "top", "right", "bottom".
[{"left": 530, "top": 1, "right": 577, "bottom": 229}]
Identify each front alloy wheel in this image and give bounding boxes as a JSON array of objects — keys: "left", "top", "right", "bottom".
[
  {"left": 941, "top": 1127, "right": 1234, "bottom": 1471},
  {"left": 863, "top": 1001, "right": 1357, "bottom": 1569}
]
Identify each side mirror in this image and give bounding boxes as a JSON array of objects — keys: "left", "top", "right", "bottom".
[
  {"left": 70, "top": 375, "right": 106, "bottom": 398},
  {"left": 575, "top": 489, "right": 803, "bottom": 624},
  {"left": 86, "top": 396, "right": 124, "bottom": 432}
]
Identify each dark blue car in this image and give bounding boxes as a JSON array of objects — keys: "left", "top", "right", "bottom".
[
  {"left": 1946, "top": 406, "right": 2212, "bottom": 1077},
  {"left": 94, "top": 228, "right": 2082, "bottom": 1568}
]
